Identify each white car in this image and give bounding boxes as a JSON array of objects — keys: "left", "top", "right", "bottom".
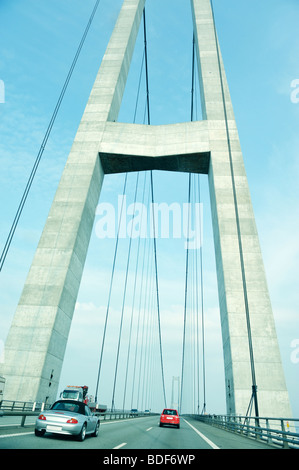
[{"left": 35, "top": 399, "right": 100, "bottom": 441}]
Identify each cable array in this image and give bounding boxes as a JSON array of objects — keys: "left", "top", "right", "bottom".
[
  {"left": 179, "top": 33, "right": 206, "bottom": 415},
  {"left": 94, "top": 6, "right": 210, "bottom": 414},
  {"left": 2, "top": 2, "right": 211, "bottom": 415},
  {"left": 94, "top": 8, "right": 168, "bottom": 412},
  {"left": 0, "top": 0, "right": 103, "bottom": 272}
]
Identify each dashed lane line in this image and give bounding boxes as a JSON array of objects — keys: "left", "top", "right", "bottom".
[
  {"left": 0, "top": 417, "right": 153, "bottom": 443},
  {"left": 113, "top": 442, "right": 127, "bottom": 449},
  {"left": 0, "top": 432, "right": 34, "bottom": 439}
]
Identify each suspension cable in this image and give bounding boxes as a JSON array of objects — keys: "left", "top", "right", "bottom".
[
  {"left": 193, "top": 176, "right": 201, "bottom": 414},
  {"left": 144, "top": 6, "right": 167, "bottom": 409},
  {"left": 180, "top": 173, "right": 191, "bottom": 413},
  {"left": 191, "top": 36, "right": 203, "bottom": 413},
  {"left": 96, "top": 20, "right": 149, "bottom": 404},
  {"left": 180, "top": 33, "right": 207, "bottom": 415},
  {"left": 122, "top": 172, "right": 147, "bottom": 410},
  {"left": 0, "top": 0, "right": 103, "bottom": 272},
  {"left": 150, "top": 171, "right": 167, "bottom": 408},
  {"left": 133, "top": 50, "right": 145, "bottom": 124},
  {"left": 130, "top": 186, "right": 151, "bottom": 408},
  {"left": 110, "top": 172, "right": 140, "bottom": 411},
  {"left": 143, "top": 9, "right": 151, "bottom": 127},
  {"left": 179, "top": 173, "right": 192, "bottom": 414},
  {"left": 94, "top": 174, "right": 128, "bottom": 403},
  {"left": 197, "top": 175, "right": 207, "bottom": 415},
  {"left": 136, "top": 241, "right": 154, "bottom": 408},
  {"left": 191, "top": 34, "right": 196, "bottom": 122}
]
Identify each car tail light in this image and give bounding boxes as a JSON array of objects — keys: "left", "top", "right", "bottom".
[
  {"left": 38, "top": 414, "right": 46, "bottom": 421},
  {"left": 66, "top": 418, "right": 78, "bottom": 424}
]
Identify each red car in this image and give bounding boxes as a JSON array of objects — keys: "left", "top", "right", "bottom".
[{"left": 159, "top": 408, "right": 180, "bottom": 429}]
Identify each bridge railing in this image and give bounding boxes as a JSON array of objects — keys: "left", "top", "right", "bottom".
[
  {"left": 0, "top": 400, "right": 51, "bottom": 412},
  {"left": 0, "top": 400, "right": 155, "bottom": 427},
  {"left": 190, "top": 413, "right": 299, "bottom": 449}
]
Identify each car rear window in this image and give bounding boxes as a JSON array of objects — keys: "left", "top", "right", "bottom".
[
  {"left": 163, "top": 409, "right": 178, "bottom": 416},
  {"left": 51, "top": 401, "right": 84, "bottom": 415}
]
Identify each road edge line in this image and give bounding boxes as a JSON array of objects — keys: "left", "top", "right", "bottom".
[{"left": 183, "top": 419, "right": 220, "bottom": 449}]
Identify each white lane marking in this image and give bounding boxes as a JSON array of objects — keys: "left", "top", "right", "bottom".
[
  {"left": 183, "top": 419, "right": 220, "bottom": 449},
  {"left": 0, "top": 419, "right": 36, "bottom": 428},
  {"left": 101, "top": 419, "right": 135, "bottom": 426},
  {"left": 0, "top": 432, "right": 34, "bottom": 439},
  {"left": 101, "top": 417, "right": 149, "bottom": 426},
  {"left": 113, "top": 442, "right": 127, "bottom": 449},
  {"left": 0, "top": 417, "right": 152, "bottom": 441},
  {"left": 146, "top": 427, "right": 152, "bottom": 431}
]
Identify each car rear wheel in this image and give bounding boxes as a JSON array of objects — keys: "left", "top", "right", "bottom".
[
  {"left": 35, "top": 429, "right": 45, "bottom": 437},
  {"left": 77, "top": 423, "right": 87, "bottom": 441},
  {"left": 92, "top": 420, "right": 100, "bottom": 437}
]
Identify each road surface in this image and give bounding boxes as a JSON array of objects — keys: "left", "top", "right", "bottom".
[{"left": 0, "top": 415, "right": 275, "bottom": 450}]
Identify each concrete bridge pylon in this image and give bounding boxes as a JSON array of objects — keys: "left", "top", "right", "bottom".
[{"left": 1, "top": 0, "right": 293, "bottom": 418}]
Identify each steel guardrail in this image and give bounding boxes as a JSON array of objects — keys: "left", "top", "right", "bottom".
[
  {"left": 0, "top": 400, "right": 51, "bottom": 412},
  {"left": 0, "top": 400, "right": 156, "bottom": 428}
]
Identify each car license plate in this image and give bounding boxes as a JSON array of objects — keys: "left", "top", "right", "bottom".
[
  {"left": 47, "top": 425, "right": 62, "bottom": 432},
  {"left": 166, "top": 417, "right": 172, "bottom": 420}
]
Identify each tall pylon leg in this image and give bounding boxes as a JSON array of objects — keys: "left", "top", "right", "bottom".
[
  {"left": 1, "top": 0, "right": 146, "bottom": 404},
  {"left": 191, "top": 0, "right": 292, "bottom": 417}
]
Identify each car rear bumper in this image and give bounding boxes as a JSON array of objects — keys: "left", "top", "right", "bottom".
[
  {"left": 35, "top": 419, "right": 83, "bottom": 436},
  {"left": 160, "top": 418, "right": 180, "bottom": 426}
]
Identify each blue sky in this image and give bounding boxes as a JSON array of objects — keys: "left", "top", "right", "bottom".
[{"left": 0, "top": 0, "right": 298, "bottom": 417}]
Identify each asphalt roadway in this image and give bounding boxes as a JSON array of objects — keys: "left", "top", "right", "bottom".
[{"left": 0, "top": 414, "right": 276, "bottom": 451}]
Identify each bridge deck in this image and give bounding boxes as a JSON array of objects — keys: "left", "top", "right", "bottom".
[{"left": 0, "top": 415, "right": 275, "bottom": 450}]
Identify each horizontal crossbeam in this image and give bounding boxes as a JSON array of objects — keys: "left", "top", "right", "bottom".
[{"left": 98, "top": 121, "right": 210, "bottom": 174}]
